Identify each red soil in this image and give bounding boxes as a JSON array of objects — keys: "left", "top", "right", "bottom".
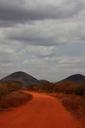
[{"left": 0, "top": 91, "right": 79, "bottom": 128}]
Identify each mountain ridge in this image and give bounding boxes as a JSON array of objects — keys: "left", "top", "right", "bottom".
[
  {"left": 0, "top": 71, "right": 40, "bottom": 86},
  {"left": 54, "top": 74, "right": 85, "bottom": 95},
  {"left": 63, "top": 74, "right": 85, "bottom": 83}
]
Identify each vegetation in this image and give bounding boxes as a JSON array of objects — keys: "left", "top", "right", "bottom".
[
  {"left": 27, "top": 83, "right": 54, "bottom": 93},
  {"left": 0, "top": 81, "right": 22, "bottom": 99},
  {"left": 54, "top": 93, "right": 85, "bottom": 128},
  {"left": 0, "top": 91, "right": 32, "bottom": 110},
  {"left": 54, "top": 80, "right": 85, "bottom": 96},
  {"left": 0, "top": 81, "right": 32, "bottom": 110}
]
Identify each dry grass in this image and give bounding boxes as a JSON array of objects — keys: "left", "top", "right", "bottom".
[
  {"left": 54, "top": 80, "right": 85, "bottom": 96},
  {"left": 0, "top": 81, "right": 32, "bottom": 110},
  {"left": 0, "top": 91, "right": 32, "bottom": 110},
  {"left": 0, "top": 81, "right": 22, "bottom": 99}
]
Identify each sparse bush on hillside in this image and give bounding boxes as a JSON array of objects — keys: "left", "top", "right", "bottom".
[
  {"left": 75, "top": 86, "right": 85, "bottom": 96},
  {"left": 0, "top": 91, "right": 32, "bottom": 109},
  {"left": 3, "top": 81, "right": 22, "bottom": 90},
  {"left": 0, "top": 81, "right": 22, "bottom": 99},
  {"left": 0, "top": 81, "right": 32, "bottom": 110},
  {"left": 27, "top": 82, "right": 54, "bottom": 93},
  {"left": 54, "top": 81, "right": 85, "bottom": 96},
  {"left": 0, "top": 85, "right": 8, "bottom": 99}
]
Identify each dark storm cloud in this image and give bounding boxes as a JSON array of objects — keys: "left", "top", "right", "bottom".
[
  {"left": 0, "top": 0, "right": 84, "bottom": 26},
  {"left": 8, "top": 34, "right": 60, "bottom": 46}
]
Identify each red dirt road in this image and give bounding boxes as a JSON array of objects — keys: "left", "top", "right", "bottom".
[{"left": 0, "top": 91, "right": 79, "bottom": 128}]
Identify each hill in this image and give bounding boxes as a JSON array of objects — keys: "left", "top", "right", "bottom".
[
  {"left": 54, "top": 74, "right": 85, "bottom": 95},
  {"left": 0, "top": 71, "right": 40, "bottom": 87},
  {"left": 0, "top": 72, "right": 85, "bottom": 95},
  {"left": 26, "top": 74, "right": 85, "bottom": 95},
  {"left": 64, "top": 74, "right": 85, "bottom": 83}
]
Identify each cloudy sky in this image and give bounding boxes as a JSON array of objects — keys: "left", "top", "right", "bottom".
[{"left": 0, "top": 0, "right": 85, "bottom": 81}]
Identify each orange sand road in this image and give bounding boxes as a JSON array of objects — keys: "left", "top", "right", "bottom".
[{"left": 0, "top": 91, "right": 79, "bottom": 128}]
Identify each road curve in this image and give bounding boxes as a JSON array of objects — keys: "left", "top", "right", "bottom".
[{"left": 0, "top": 91, "right": 79, "bottom": 128}]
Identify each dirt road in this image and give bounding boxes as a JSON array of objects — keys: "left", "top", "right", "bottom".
[{"left": 0, "top": 91, "right": 79, "bottom": 128}]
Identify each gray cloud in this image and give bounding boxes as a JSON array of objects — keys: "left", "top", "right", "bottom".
[
  {"left": 0, "top": 0, "right": 84, "bottom": 26},
  {"left": 5, "top": 18, "right": 85, "bottom": 46},
  {"left": 0, "top": 0, "right": 85, "bottom": 81},
  {"left": 0, "top": 42, "right": 85, "bottom": 81}
]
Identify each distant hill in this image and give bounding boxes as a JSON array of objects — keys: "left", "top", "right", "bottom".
[
  {"left": 54, "top": 74, "right": 85, "bottom": 95},
  {"left": 64, "top": 74, "right": 85, "bottom": 83},
  {"left": 0, "top": 71, "right": 40, "bottom": 86},
  {"left": 0, "top": 72, "right": 85, "bottom": 95}
]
